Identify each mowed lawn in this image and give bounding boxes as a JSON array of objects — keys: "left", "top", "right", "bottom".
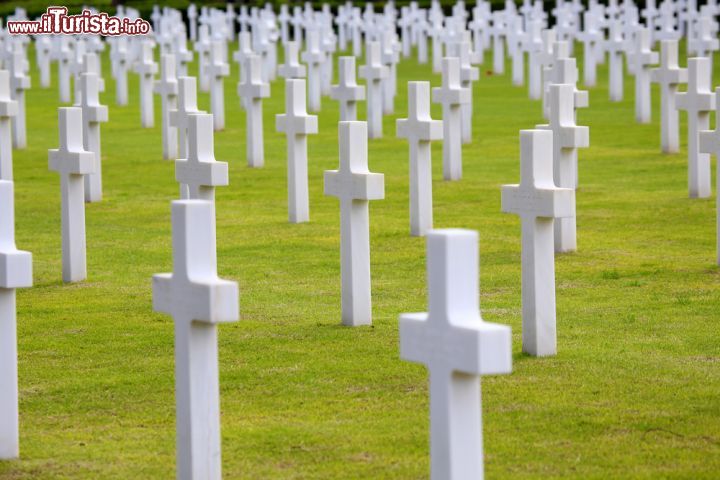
[{"left": 0, "top": 39, "right": 718, "bottom": 479}]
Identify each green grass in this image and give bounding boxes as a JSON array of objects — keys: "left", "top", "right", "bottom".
[{"left": 0, "top": 40, "right": 719, "bottom": 479}]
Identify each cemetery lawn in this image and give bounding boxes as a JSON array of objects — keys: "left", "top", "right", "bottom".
[{"left": 1, "top": 44, "right": 719, "bottom": 480}]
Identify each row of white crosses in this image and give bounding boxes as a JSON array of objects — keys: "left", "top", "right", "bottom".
[{"left": 628, "top": 27, "right": 719, "bottom": 203}]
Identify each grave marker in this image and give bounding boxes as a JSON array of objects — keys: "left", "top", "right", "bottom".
[
  {"left": 301, "top": 30, "right": 325, "bottom": 112},
  {"left": 136, "top": 41, "right": 158, "bottom": 128},
  {"left": 78, "top": 73, "right": 108, "bottom": 203},
  {"left": 169, "top": 77, "right": 205, "bottom": 161},
  {"left": 397, "top": 81, "right": 443, "bottom": 236},
  {"left": 698, "top": 86, "right": 720, "bottom": 264},
  {"left": 232, "top": 32, "right": 253, "bottom": 110},
  {"left": 152, "top": 199, "right": 238, "bottom": 480},
  {"left": 207, "top": 41, "right": 229, "bottom": 131},
  {"left": 277, "top": 79, "right": 318, "bottom": 223},
  {"left": 538, "top": 84, "right": 589, "bottom": 252},
  {"left": 605, "top": 20, "right": 625, "bottom": 102},
  {"left": 399, "top": 229, "right": 512, "bottom": 478},
  {"left": 111, "top": 37, "right": 131, "bottom": 106},
  {"left": 650, "top": 40, "right": 687, "bottom": 153},
  {"left": 237, "top": 55, "right": 270, "bottom": 168},
  {"left": 155, "top": 54, "right": 179, "bottom": 160},
  {"left": 676, "top": 57, "right": 716, "bottom": 198},
  {"left": 48, "top": 108, "right": 95, "bottom": 283},
  {"left": 359, "top": 42, "right": 389, "bottom": 139},
  {"left": 432, "top": 57, "right": 470, "bottom": 181},
  {"left": 502, "top": 129, "right": 575, "bottom": 356},
  {"left": 324, "top": 121, "right": 384, "bottom": 326},
  {"left": 628, "top": 29, "right": 659, "bottom": 124}
]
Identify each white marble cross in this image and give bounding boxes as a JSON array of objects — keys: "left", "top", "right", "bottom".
[
  {"left": 605, "top": 20, "right": 625, "bottom": 102},
  {"left": 8, "top": 47, "right": 29, "bottom": 150},
  {"left": 432, "top": 57, "right": 470, "bottom": 181},
  {"left": 207, "top": 41, "right": 229, "bottom": 131},
  {"left": 78, "top": 73, "right": 108, "bottom": 203},
  {"left": 359, "top": 42, "right": 389, "bottom": 139},
  {"left": 628, "top": 29, "right": 659, "bottom": 124},
  {"left": 278, "top": 40, "right": 306, "bottom": 80},
  {"left": 491, "top": 12, "right": 507, "bottom": 74},
  {"left": 397, "top": 81, "right": 443, "bottom": 237},
  {"left": 176, "top": 113, "right": 229, "bottom": 201},
  {"left": 677, "top": 57, "right": 716, "bottom": 199},
  {"left": 54, "top": 37, "right": 73, "bottom": 104},
  {"left": 301, "top": 30, "right": 325, "bottom": 112},
  {"left": 380, "top": 30, "right": 400, "bottom": 115},
  {"left": 187, "top": 4, "right": 198, "bottom": 41},
  {"left": 111, "top": 37, "right": 132, "bottom": 106},
  {"left": 416, "top": 15, "right": 430, "bottom": 64},
  {"left": 0, "top": 71, "right": 17, "bottom": 181},
  {"left": 429, "top": 18, "right": 445, "bottom": 73},
  {"left": 650, "top": 40, "right": 687, "bottom": 153},
  {"left": 155, "top": 54, "right": 179, "bottom": 160},
  {"left": 48, "top": 107, "right": 96, "bottom": 283},
  {"left": 502, "top": 129, "right": 575, "bottom": 356},
  {"left": 538, "top": 84, "right": 589, "bottom": 252},
  {"left": 136, "top": 41, "right": 158, "bottom": 128},
  {"left": 237, "top": 54, "right": 270, "bottom": 168},
  {"left": 525, "top": 21, "right": 544, "bottom": 99},
  {"left": 232, "top": 31, "right": 253, "bottom": 110},
  {"left": 320, "top": 26, "right": 337, "bottom": 96},
  {"left": 70, "top": 39, "right": 87, "bottom": 106},
  {"left": 699, "top": 86, "right": 720, "bottom": 264},
  {"left": 35, "top": 36, "right": 52, "bottom": 88},
  {"left": 170, "top": 77, "right": 205, "bottom": 161},
  {"left": 330, "top": 56, "right": 365, "bottom": 121},
  {"left": 0, "top": 180, "right": 32, "bottom": 460},
  {"left": 277, "top": 79, "right": 318, "bottom": 223},
  {"left": 508, "top": 16, "right": 527, "bottom": 87},
  {"left": 453, "top": 41, "right": 479, "bottom": 145},
  {"left": 152, "top": 199, "right": 238, "bottom": 480},
  {"left": 577, "top": 11, "right": 603, "bottom": 87},
  {"left": 399, "top": 229, "right": 512, "bottom": 478},
  {"left": 278, "top": 5, "right": 291, "bottom": 45},
  {"left": 324, "top": 121, "right": 384, "bottom": 326},
  {"left": 196, "top": 24, "right": 212, "bottom": 92}
]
